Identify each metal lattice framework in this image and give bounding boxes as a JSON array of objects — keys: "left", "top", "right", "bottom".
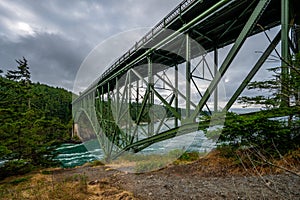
[{"left": 73, "top": 0, "right": 300, "bottom": 160}]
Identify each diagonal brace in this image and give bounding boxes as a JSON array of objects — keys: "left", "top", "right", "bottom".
[
  {"left": 223, "top": 30, "right": 281, "bottom": 111},
  {"left": 191, "top": 0, "right": 271, "bottom": 120}
]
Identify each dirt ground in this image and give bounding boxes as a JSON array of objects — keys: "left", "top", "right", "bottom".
[{"left": 52, "top": 150, "right": 300, "bottom": 200}]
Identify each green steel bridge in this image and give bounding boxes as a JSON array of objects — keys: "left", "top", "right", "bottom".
[{"left": 72, "top": 0, "right": 300, "bottom": 160}]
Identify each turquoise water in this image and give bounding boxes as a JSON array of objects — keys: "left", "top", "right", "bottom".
[
  {"left": 56, "top": 108, "right": 258, "bottom": 168},
  {"left": 55, "top": 130, "right": 213, "bottom": 168},
  {"left": 55, "top": 142, "right": 101, "bottom": 168}
]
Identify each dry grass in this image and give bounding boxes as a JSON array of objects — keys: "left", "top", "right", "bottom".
[
  {"left": 107, "top": 150, "right": 202, "bottom": 173},
  {"left": 192, "top": 148, "right": 300, "bottom": 177},
  {"left": 1, "top": 148, "right": 298, "bottom": 199},
  {"left": 0, "top": 169, "right": 136, "bottom": 200}
]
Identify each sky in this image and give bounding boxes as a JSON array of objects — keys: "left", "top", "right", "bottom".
[
  {"left": 0, "top": 0, "right": 281, "bottom": 109},
  {"left": 0, "top": 0, "right": 182, "bottom": 91}
]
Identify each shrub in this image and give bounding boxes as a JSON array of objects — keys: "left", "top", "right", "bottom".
[{"left": 0, "top": 160, "right": 34, "bottom": 180}]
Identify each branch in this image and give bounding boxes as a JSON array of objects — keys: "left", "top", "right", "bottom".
[{"left": 257, "top": 24, "right": 300, "bottom": 76}]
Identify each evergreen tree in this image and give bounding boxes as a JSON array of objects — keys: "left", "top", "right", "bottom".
[
  {"left": 238, "top": 53, "right": 300, "bottom": 108},
  {"left": 218, "top": 53, "right": 300, "bottom": 157},
  {"left": 0, "top": 58, "right": 73, "bottom": 179},
  {"left": 6, "top": 57, "right": 30, "bottom": 83}
]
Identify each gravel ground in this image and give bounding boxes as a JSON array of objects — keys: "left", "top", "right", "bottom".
[
  {"left": 115, "top": 170, "right": 300, "bottom": 199},
  {"left": 53, "top": 160, "right": 300, "bottom": 200}
]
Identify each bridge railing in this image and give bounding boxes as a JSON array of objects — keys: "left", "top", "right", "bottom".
[
  {"left": 98, "top": 0, "right": 197, "bottom": 85},
  {"left": 75, "top": 0, "right": 197, "bottom": 100}
]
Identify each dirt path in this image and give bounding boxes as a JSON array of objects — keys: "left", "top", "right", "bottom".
[{"left": 52, "top": 152, "right": 300, "bottom": 199}]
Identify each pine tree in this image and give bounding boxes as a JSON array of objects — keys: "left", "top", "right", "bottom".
[
  {"left": 5, "top": 57, "right": 32, "bottom": 110},
  {"left": 218, "top": 53, "right": 300, "bottom": 157},
  {"left": 0, "top": 58, "right": 73, "bottom": 179},
  {"left": 6, "top": 57, "right": 30, "bottom": 83},
  {"left": 238, "top": 53, "right": 300, "bottom": 108}
]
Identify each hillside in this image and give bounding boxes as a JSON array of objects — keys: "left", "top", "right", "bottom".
[{"left": 0, "top": 61, "right": 74, "bottom": 179}]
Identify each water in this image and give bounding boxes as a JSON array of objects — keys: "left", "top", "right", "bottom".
[
  {"left": 55, "top": 143, "right": 103, "bottom": 168},
  {"left": 55, "top": 130, "right": 215, "bottom": 168},
  {"left": 56, "top": 108, "right": 260, "bottom": 168}
]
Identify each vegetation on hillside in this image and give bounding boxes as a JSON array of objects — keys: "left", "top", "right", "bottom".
[
  {"left": 0, "top": 58, "right": 73, "bottom": 179},
  {"left": 216, "top": 53, "right": 300, "bottom": 171}
]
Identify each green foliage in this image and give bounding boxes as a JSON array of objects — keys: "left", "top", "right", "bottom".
[
  {"left": 0, "top": 58, "right": 73, "bottom": 179},
  {"left": 178, "top": 151, "right": 200, "bottom": 162},
  {"left": 221, "top": 53, "right": 300, "bottom": 160},
  {"left": 135, "top": 159, "right": 167, "bottom": 173},
  {"left": 133, "top": 151, "right": 200, "bottom": 172},
  {"left": 0, "top": 160, "right": 34, "bottom": 178},
  {"left": 168, "top": 149, "right": 185, "bottom": 158},
  {"left": 6, "top": 57, "right": 31, "bottom": 83},
  {"left": 0, "top": 145, "right": 12, "bottom": 158},
  {"left": 219, "top": 110, "right": 299, "bottom": 158},
  {"left": 9, "top": 176, "right": 31, "bottom": 185},
  {"left": 238, "top": 52, "right": 300, "bottom": 108},
  {"left": 41, "top": 170, "right": 53, "bottom": 175},
  {"left": 89, "top": 160, "right": 104, "bottom": 166}
]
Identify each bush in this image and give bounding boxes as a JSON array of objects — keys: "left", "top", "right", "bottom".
[
  {"left": 0, "top": 160, "right": 34, "bottom": 180},
  {"left": 89, "top": 160, "right": 104, "bottom": 167},
  {"left": 218, "top": 112, "right": 300, "bottom": 158},
  {"left": 9, "top": 177, "right": 31, "bottom": 185},
  {"left": 178, "top": 151, "right": 200, "bottom": 162},
  {"left": 135, "top": 160, "right": 167, "bottom": 173}
]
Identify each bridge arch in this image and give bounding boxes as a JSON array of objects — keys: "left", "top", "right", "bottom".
[{"left": 72, "top": 0, "right": 300, "bottom": 162}]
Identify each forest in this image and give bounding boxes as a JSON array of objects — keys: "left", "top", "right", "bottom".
[{"left": 0, "top": 58, "right": 73, "bottom": 179}]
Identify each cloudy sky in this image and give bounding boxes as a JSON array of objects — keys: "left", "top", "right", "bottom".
[
  {"left": 0, "top": 0, "right": 281, "bottom": 108},
  {"left": 0, "top": 0, "right": 183, "bottom": 91}
]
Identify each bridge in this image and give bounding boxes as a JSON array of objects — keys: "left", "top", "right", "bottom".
[{"left": 72, "top": 0, "right": 300, "bottom": 161}]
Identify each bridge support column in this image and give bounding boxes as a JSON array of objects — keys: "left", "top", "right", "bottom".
[
  {"left": 223, "top": 31, "right": 281, "bottom": 111},
  {"left": 186, "top": 33, "right": 191, "bottom": 118},
  {"left": 101, "top": 86, "right": 104, "bottom": 117},
  {"left": 214, "top": 46, "right": 218, "bottom": 112},
  {"left": 135, "top": 79, "right": 139, "bottom": 125},
  {"left": 128, "top": 71, "right": 132, "bottom": 133},
  {"left": 106, "top": 82, "right": 113, "bottom": 160},
  {"left": 148, "top": 56, "right": 154, "bottom": 136},
  {"left": 175, "top": 64, "right": 179, "bottom": 127},
  {"left": 116, "top": 77, "right": 119, "bottom": 124},
  {"left": 281, "top": 0, "right": 290, "bottom": 107}
]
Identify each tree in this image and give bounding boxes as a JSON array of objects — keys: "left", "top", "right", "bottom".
[
  {"left": 218, "top": 53, "right": 300, "bottom": 158},
  {"left": 4, "top": 57, "right": 32, "bottom": 111},
  {"left": 238, "top": 53, "right": 300, "bottom": 108},
  {"left": 6, "top": 57, "right": 31, "bottom": 84},
  {"left": 0, "top": 58, "right": 72, "bottom": 178}
]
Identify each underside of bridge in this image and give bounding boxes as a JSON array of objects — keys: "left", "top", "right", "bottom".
[{"left": 73, "top": 0, "right": 300, "bottom": 161}]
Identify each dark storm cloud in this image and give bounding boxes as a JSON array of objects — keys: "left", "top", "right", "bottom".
[
  {"left": 0, "top": 0, "right": 182, "bottom": 90},
  {"left": 0, "top": 32, "right": 86, "bottom": 90},
  {"left": 0, "top": 0, "right": 281, "bottom": 108}
]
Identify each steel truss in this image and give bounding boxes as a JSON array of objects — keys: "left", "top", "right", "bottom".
[{"left": 73, "top": 0, "right": 300, "bottom": 160}]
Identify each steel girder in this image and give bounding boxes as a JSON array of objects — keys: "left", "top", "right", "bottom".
[{"left": 72, "top": 0, "right": 300, "bottom": 160}]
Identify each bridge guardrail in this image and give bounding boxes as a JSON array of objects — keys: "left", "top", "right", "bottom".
[
  {"left": 97, "top": 0, "right": 197, "bottom": 86},
  {"left": 74, "top": 0, "right": 198, "bottom": 101}
]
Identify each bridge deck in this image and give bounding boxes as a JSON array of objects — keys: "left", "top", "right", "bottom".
[
  {"left": 73, "top": 0, "right": 300, "bottom": 160},
  {"left": 74, "top": 0, "right": 298, "bottom": 100}
]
